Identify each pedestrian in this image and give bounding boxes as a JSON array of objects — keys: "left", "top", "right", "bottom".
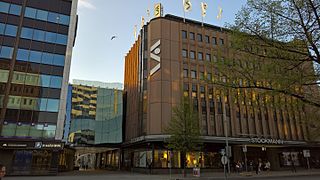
[
  {"left": 265, "top": 160, "right": 271, "bottom": 172},
  {"left": 290, "top": 157, "right": 296, "bottom": 173},
  {"left": 0, "top": 164, "right": 6, "bottom": 180}
]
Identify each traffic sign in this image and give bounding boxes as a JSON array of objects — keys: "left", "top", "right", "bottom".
[{"left": 221, "top": 155, "right": 228, "bottom": 165}]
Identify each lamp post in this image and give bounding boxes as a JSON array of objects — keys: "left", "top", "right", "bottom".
[{"left": 222, "top": 94, "right": 230, "bottom": 174}]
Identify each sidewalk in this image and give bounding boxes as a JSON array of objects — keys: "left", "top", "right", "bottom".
[{"left": 170, "top": 169, "right": 320, "bottom": 179}]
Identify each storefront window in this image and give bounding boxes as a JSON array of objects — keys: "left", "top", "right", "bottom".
[
  {"left": 204, "top": 152, "right": 222, "bottom": 168},
  {"left": 186, "top": 152, "right": 204, "bottom": 168},
  {"left": 279, "top": 152, "right": 301, "bottom": 167}
]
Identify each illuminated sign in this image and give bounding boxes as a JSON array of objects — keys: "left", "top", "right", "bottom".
[
  {"left": 154, "top": 3, "right": 163, "bottom": 18},
  {"left": 249, "top": 138, "right": 284, "bottom": 145}
]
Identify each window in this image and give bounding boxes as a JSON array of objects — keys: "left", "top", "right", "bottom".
[
  {"left": 4, "top": 24, "right": 17, "bottom": 36},
  {"left": 40, "top": 75, "right": 51, "bottom": 88},
  {"left": 17, "top": 49, "right": 29, "bottom": 61},
  {"left": 205, "top": 35, "right": 210, "bottom": 43},
  {"left": 220, "top": 38, "right": 224, "bottom": 45},
  {"left": 48, "top": 12, "right": 60, "bottom": 23},
  {"left": 33, "top": 29, "right": 45, "bottom": 41},
  {"left": 24, "top": 7, "right": 37, "bottom": 19},
  {"left": 192, "top": 84, "right": 197, "bottom": 92},
  {"left": 200, "top": 72, "right": 204, "bottom": 80},
  {"left": 198, "top": 52, "right": 203, "bottom": 60},
  {"left": 190, "top": 51, "right": 195, "bottom": 59},
  {"left": 197, "top": 34, "right": 202, "bottom": 42},
  {"left": 50, "top": 76, "right": 62, "bottom": 89},
  {"left": 53, "top": 54, "right": 65, "bottom": 66},
  {"left": 29, "top": 51, "right": 42, "bottom": 63},
  {"left": 212, "top": 37, "right": 217, "bottom": 45},
  {"left": 0, "top": 23, "right": 4, "bottom": 34},
  {"left": 0, "top": 2, "right": 10, "bottom": 14},
  {"left": 206, "top": 53, "right": 211, "bottom": 61},
  {"left": 182, "top": 49, "right": 188, "bottom": 58},
  {"left": 45, "top": 32, "right": 57, "bottom": 43},
  {"left": 191, "top": 70, "right": 197, "bottom": 79},
  {"left": 183, "top": 69, "right": 188, "bottom": 78},
  {"left": 207, "top": 73, "right": 212, "bottom": 80},
  {"left": 0, "top": 46, "right": 14, "bottom": 59},
  {"left": 42, "top": 52, "right": 54, "bottom": 65},
  {"left": 189, "top": 32, "right": 195, "bottom": 40},
  {"left": 56, "top": 34, "right": 68, "bottom": 45},
  {"left": 46, "top": 99, "right": 59, "bottom": 112},
  {"left": 36, "top": 9, "right": 48, "bottom": 21},
  {"left": 21, "top": 27, "right": 33, "bottom": 39},
  {"left": 39, "top": 98, "right": 48, "bottom": 111},
  {"left": 183, "top": 83, "right": 189, "bottom": 91},
  {"left": 9, "top": 4, "right": 21, "bottom": 16},
  {"left": 60, "top": 14, "right": 70, "bottom": 25},
  {"left": 182, "top": 30, "right": 187, "bottom": 39},
  {"left": 213, "top": 55, "right": 217, "bottom": 62}
]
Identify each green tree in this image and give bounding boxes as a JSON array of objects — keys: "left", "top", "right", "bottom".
[{"left": 165, "top": 97, "right": 202, "bottom": 172}]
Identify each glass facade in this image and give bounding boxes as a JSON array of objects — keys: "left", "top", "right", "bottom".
[
  {"left": 0, "top": 0, "right": 73, "bottom": 140},
  {"left": 68, "top": 83, "right": 123, "bottom": 144}
]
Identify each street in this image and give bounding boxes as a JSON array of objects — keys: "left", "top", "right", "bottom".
[{"left": 3, "top": 170, "right": 320, "bottom": 180}]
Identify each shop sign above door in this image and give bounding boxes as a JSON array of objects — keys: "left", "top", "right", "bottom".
[{"left": 249, "top": 138, "right": 284, "bottom": 145}]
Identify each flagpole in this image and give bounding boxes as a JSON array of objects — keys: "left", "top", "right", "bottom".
[
  {"left": 183, "top": 7, "right": 186, "bottom": 23},
  {"left": 201, "top": 16, "right": 203, "bottom": 27}
]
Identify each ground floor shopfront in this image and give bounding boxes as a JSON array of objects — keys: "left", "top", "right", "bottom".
[
  {"left": 0, "top": 140, "right": 70, "bottom": 175},
  {"left": 121, "top": 135, "right": 320, "bottom": 173}
]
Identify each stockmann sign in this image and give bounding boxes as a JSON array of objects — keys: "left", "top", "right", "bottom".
[{"left": 249, "top": 138, "right": 284, "bottom": 145}]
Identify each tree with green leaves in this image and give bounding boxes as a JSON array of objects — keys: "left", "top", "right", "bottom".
[{"left": 165, "top": 97, "right": 202, "bottom": 173}]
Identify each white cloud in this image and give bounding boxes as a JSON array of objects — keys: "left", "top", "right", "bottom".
[{"left": 78, "top": 0, "right": 96, "bottom": 9}]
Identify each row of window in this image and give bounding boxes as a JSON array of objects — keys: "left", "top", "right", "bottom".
[
  {"left": 24, "top": 7, "right": 70, "bottom": 26},
  {"left": 17, "top": 48, "right": 65, "bottom": 67},
  {"left": 0, "top": 46, "right": 14, "bottom": 59},
  {"left": 4, "top": 95, "right": 60, "bottom": 112},
  {"left": 1, "top": 123, "right": 56, "bottom": 139},
  {"left": 182, "top": 49, "right": 222, "bottom": 62},
  {"left": 183, "top": 69, "right": 212, "bottom": 80},
  {"left": 0, "top": 23, "right": 18, "bottom": 37},
  {"left": 21, "top": 27, "right": 68, "bottom": 45},
  {"left": 12, "top": 71, "right": 63, "bottom": 89},
  {"left": 0, "top": 2, "right": 21, "bottom": 16},
  {"left": 182, "top": 30, "right": 225, "bottom": 45}
]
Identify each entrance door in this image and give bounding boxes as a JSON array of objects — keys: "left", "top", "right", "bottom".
[{"left": 12, "top": 150, "right": 32, "bottom": 175}]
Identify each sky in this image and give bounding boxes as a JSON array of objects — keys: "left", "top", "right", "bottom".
[{"left": 70, "top": 0, "right": 247, "bottom": 84}]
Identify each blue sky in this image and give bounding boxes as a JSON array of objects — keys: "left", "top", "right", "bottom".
[{"left": 70, "top": 0, "right": 247, "bottom": 83}]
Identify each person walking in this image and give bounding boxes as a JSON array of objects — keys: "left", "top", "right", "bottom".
[
  {"left": 290, "top": 157, "right": 297, "bottom": 173},
  {"left": 0, "top": 164, "right": 6, "bottom": 180},
  {"left": 265, "top": 160, "right": 271, "bottom": 172}
]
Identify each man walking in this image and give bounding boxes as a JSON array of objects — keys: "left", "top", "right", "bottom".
[{"left": 0, "top": 164, "right": 6, "bottom": 180}]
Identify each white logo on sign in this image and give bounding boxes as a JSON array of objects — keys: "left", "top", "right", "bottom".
[{"left": 150, "top": 40, "right": 161, "bottom": 76}]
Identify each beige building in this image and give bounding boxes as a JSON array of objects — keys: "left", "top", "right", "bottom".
[{"left": 123, "top": 14, "right": 320, "bottom": 172}]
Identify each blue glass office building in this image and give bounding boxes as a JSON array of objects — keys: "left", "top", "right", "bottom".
[{"left": 0, "top": 0, "right": 78, "bottom": 175}]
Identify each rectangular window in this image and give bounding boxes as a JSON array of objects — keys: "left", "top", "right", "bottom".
[
  {"left": 192, "top": 84, "right": 197, "bottom": 92},
  {"left": 9, "top": 4, "right": 21, "bottom": 16},
  {"left": 45, "top": 32, "right": 57, "bottom": 43},
  {"left": 48, "top": 12, "right": 60, "bottom": 23},
  {"left": 17, "top": 49, "right": 29, "bottom": 61},
  {"left": 53, "top": 54, "right": 65, "bottom": 66},
  {"left": 183, "top": 69, "right": 188, "bottom": 78},
  {"left": 182, "top": 30, "right": 187, "bottom": 39},
  {"left": 0, "top": 23, "right": 4, "bottom": 34},
  {"left": 220, "top": 38, "right": 224, "bottom": 45},
  {"left": 33, "top": 29, "right": 45, "bottom": 41},
  {"left": 0, "top": 2, "right": 10, "bottom": 14},
  {"left": 36, "top": 9, "right": 48, "bottom": 21},
  {"left": 198, "top": 52, "right": 203, "bottom": 60},
  {"left": 190, "top": 51, "right": 195, "bottom": 59},
  {"left": 60, "top": 14, "right": 70, "bottom": 25},
  {"left": 29, "top": 51, "right": 42, "bottom": 63},
  {"left": 42, "top": 52, "right": 54, "bottom": 65},
  {"left": 200, "top": 72, "right": 204, "bottom": 80},
  {"left": 0, "top": 46, "right": 14, "bottom": 59},
  {"left": 197, "top": 34, "right": 202, "bottom": 42},
  {"left": 24, "top": 7, "right": 37, "bottom": 19},
  {"left": 4, "top": 24, "right": 17, "bottom": 37},
  {"left": 205, "top": 35, "right": 210, "bottom": 43},
  {"left": 206, "top": 53, "right": 211, "bottom": 61},
  {"left": 207, "top": 73, "right": 212, "bottom": 80},
  {"left": 21, "top": 27, "right": 33, "bottom": 39},
  {"left": 50, "top": 76, "right": 62, "bottom": 89},
  {"left": 189, "top": 32, "right": 195, "bottom": 40},
  {"left": 56, "top": 34, "right": 68, "bottom": 45},
  {"left": 212, "top": 37, "right": 217, "bottom": 45},
  {"left": 182, "top": 49, "right": 188, "bottom": 58},
  {"left": 46, "top": 99, "right": 60, "bottom": 112},
  {"left": 191, "top": 70, "right": 197, "bottom": 79}
]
